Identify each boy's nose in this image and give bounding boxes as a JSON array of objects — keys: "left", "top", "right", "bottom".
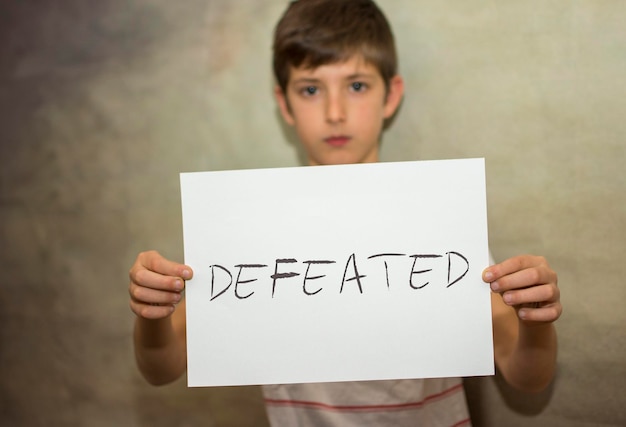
[{"left": 325, "top": 94, "right": 346, "bottom": 123}]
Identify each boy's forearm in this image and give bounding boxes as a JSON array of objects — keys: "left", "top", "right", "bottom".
[
  {"left": 134, "top": 316, "right": 187, "bottom": 385},
  {"left": 501, "top": 322, "right": 557, "bottom": 393}
]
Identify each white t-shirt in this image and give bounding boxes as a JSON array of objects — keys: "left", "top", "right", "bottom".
[{"left": 263, "top": 377, "right": 471, "bottom": 426}]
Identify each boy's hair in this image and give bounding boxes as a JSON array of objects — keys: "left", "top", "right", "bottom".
[{"left": 273, "top": 0, "right": 398, "bottom": 94}]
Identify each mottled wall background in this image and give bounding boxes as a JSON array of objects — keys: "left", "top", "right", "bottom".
[{"left": 1, "top": 1, "right": 624, "bottom": 426}]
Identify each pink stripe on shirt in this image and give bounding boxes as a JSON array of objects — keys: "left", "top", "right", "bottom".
[{"left": 265, "top": 382, "right": 464, "bottom": 413}]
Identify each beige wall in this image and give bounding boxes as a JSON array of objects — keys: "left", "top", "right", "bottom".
[{"left": 1, "top": 1, "right": 624, "bottom": 426}]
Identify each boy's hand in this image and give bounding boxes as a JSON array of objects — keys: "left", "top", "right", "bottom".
[
  {"left": 483, "top": 255, "right": 562, "bottom": 323},
  {"left": 129, "top": 250, "right": 193, "bottom": 320}
]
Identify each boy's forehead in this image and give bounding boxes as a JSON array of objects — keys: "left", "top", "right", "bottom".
[{"left": 288, "top": 55, "right": 381, "bottom": 81}]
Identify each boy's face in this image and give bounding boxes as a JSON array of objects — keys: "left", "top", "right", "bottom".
[{"left": 275, "top": 55, "right": 404, "bottom": 166}]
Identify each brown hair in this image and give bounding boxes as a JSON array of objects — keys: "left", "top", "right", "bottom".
[{"left": 273, "top": 0, "right": 398, "bottom": 94}]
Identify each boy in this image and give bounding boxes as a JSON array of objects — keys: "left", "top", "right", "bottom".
[{"left": 129, "top": 0, "right": 562, "bottom": 425}]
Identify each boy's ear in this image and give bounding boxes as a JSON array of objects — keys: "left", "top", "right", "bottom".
[
  {"left": 274, "top": 85, "right": 295, "bottom": 126},
  {"left": 383, "top": 75, "right": 405, "bottom": 119}
]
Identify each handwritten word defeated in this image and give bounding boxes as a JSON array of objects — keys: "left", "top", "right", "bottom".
[{"left": 207, "top": 251, "right": 470, "bottom": 301}]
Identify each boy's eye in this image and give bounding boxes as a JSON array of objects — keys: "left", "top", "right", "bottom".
[
  {"left": 351, "top": 82, "right": 366, "bottom": 92},
  {"left": 303, "top": 86, "right": 318, "bottom": 95}
]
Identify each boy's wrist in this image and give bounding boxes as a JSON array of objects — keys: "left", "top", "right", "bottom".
[{"left": 135, "top": 315, "right": 176, "bottom": 348}]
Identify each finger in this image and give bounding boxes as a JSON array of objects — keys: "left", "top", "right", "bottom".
[
  {"left": 129, "top": 282, "right": 183, "bottom": 305},
  {"left": 517, "top": 302, "right": 563, "bottom": 323},
  {"left": 483, "top": 255, "right": 549, "bottom": 283},
  {"left": 129, "top": 298, "right": 176, "bottom": 320},
  {"left": 132, "top": 267, "right": 186, "bottom": 292},
  {"left": 135, "top": 250, "right": 193, "bottom": 280},
  {"left": 489, "top": 264, "right": 556, "bottom": 292},
  {"left": 500, "top": 282, "right": 560, "bottom": 307}
]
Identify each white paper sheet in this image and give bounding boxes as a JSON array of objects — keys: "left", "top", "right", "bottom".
[{"left": 180, "top": 159, "right": 493, "bottom": 387}]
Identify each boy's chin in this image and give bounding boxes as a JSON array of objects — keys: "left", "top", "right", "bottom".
[
  {"left": 307, "top": 152, "right": 379, "bottom": 167},
  {"left": 309, "top": 157, "right": 361, "bottom": 166}
]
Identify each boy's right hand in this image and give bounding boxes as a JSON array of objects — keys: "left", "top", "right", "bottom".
[{"left": 128, "top": 250, "right": 193, "bottom": 320}]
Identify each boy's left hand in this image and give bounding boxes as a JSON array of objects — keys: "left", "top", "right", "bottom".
[{"left": 483, "top": 255, "right": 562, "bottom": 324}]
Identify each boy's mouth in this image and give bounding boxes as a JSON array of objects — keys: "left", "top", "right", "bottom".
[{"left": 324, "top": 135, "right": 351, "bottom": 147}]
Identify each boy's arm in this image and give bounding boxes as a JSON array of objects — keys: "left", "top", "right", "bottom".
[
  {"left": 129, "top": 251, "right": 191, "bottom": 385},
  {"left": 133, "top": 300, "right": 187, "bottom": 385},
  {"left": 483, "top": 255, "right": 561, "bottom": 393}
]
